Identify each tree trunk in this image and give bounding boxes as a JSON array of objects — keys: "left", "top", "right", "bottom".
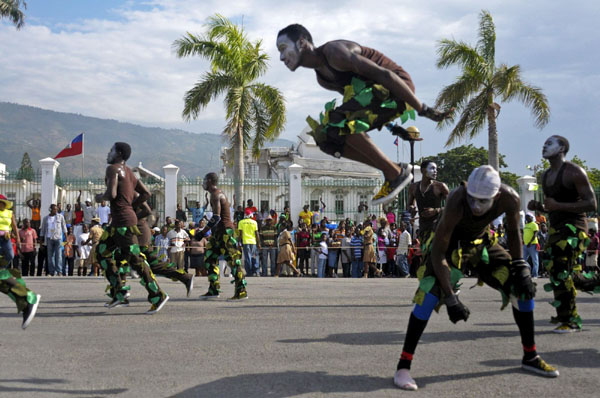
[
  {"left": 233, "top": 125, "right": 244, "bottom": 207},
  {"left": 487, "top": 105, "right": 499, "bottom": 171}
]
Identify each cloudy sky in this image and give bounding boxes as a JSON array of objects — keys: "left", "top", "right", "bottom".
[{"left": 1, "top": 0, "right": 598, "bottom": 174}]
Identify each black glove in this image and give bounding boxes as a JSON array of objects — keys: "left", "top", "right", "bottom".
[
  {"left": 510, "top": 259, "right": 536, "bottom": 300},
  {"left": 445, "top": 294, "right": 470, "bottom": 323}
]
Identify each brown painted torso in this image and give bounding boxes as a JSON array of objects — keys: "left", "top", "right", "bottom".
[
  {"left": 542, "top": 162, "right": 587, "bottom": 231},
  {"left": 110, "top": 165, "right": 138, "bottom": 227},
  {"left": 415, "top": 181, "right": 443, "bottom": 234},
  {"left": 315, "top": 42, "right": 415, "bottom": 93}
]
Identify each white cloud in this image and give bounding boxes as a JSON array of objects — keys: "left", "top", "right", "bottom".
[{"left": 0, "top": 0, "right": 598, "bottom": 172}]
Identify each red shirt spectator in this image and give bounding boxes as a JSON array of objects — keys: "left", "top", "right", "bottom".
[
  {"left": 74, "top": 210, "right": 84, "bottom": 224},
  {"left": 19, "top": 225, "right": 38, "bottom": 253}
]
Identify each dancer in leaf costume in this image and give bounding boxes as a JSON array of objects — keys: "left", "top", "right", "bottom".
[
  {"left": 0, "top": 194, "right": 40, "bottom": 329},
  {"left": 528, "top": 135, "right": 599, "bottom": 333},
  {"left": 276, "top": 24, "right": 453, "bottom": 205},
  {"left": 198, "top": 173, "right": 247, "bottom": 300},
  {"left": 95, "top": 142, "right": 169, "bottom": 314},
  {"left": 394, "top": 166, "right": 558, "bottom": 391}
]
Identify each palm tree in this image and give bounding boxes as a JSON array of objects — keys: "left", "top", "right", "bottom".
[
  {"left": 435, "top": 10, "right": 550, "bottom": 170},
  {"left": 173, "top": 14, "right": 286, "bottom": 205},
  {"left": 0, "top": 0, "right": 26, "bottom": 29}
]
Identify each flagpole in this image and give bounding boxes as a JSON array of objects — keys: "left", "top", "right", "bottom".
[{"left": 81, "top": 132, "right": 85, "bottom": 179}]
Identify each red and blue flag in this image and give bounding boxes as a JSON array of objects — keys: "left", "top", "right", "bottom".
[
  {"left": 55, "top": 133, "right": 83, "bottom": 159},
  {"left": 393, "top": 137, "right": 399, "bottom": 146}
]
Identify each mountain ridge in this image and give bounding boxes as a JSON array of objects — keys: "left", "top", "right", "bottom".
[{"left": 0, "top": 102, "right": 294, "bottom": 178}]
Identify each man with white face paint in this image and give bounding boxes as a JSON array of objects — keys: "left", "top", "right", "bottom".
[
  {"left": 276, "top": 24, "right": 453, "bottom": 206},
  {"left": 528, "top": 135, "right": 598, "bottom": 333},
  {"left": 407, "top": 160, "right": 449, "bottom": 243},
  {"left": 394, "top": 165, "right": 558, "bottom": 390}
]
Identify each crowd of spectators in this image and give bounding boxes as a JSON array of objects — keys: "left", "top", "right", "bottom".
[{"left": 5, "top": 192, "right": 599, "bottom": 281}]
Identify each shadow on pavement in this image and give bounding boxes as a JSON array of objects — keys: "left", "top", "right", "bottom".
[
  {"left": 0, "top": 378, "right": 127, "bottom": 396},
  {"left": 170, "top": 371, "right": 391, "bottom": 398},
  {"left": 219, "top": 304, "right": 412, "bottom": 310},
  {"left": 480, "top": 348, "right": 600, "bottom": 369},
  {"left": 277, "top": 329, "right": 535, "bottom": 346},
  {"left": 415, "top": 368, "right": 522, "bottom": 388}
]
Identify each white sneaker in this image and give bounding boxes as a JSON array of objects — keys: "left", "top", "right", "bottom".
[{"left": 394, "top": 369, "right": 418, "bottom": 391}]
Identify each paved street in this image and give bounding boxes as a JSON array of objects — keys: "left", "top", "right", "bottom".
[{"left": 1, "top": 276, "right": 599, "bottom": 398}]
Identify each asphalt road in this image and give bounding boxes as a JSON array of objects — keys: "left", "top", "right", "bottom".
[{"left": 1, "top": 276, "right": 599, "bottom": 398}]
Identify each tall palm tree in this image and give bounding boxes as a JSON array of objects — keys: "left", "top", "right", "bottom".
[
  {"left": 0, "top": 0, "right": 26, "bottom": 29},
  {"left": 435, "top": 10, "right": 550, "bottom": 170},
  {"left": 173, "top": 14, "right": 286, "bottom": 205}
]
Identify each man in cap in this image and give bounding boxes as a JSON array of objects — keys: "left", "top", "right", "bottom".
[
  {"left": 394, "top": 165, "right": 559, "bottom": 391},
  {"left": 238, "top": 208, "right": 261, "bottom": 276},
  {"left": 0, "top": 194, "right": 41, "bottom": 329},
  {"left": 82, "top": 197, "right": 97, "bottom": 226},
  {"left": 276, "top": 24, "right": 454, "bottom": 206},
  {"left": 528, "top": 135, "right": 599, "bottom": 332}
]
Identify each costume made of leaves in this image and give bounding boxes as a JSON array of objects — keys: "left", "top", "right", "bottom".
[
  {"left": 542, "top": 224, "right": 596, "bottom": 328},
  {"left": 413, "top": 229, "right": 519, "bottom": 312},
  {"left": 306, "top": 77, "right": 415, "bottom": 144}
]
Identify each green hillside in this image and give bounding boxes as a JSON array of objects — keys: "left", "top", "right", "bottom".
[{"left": 0, "top": 102, "right": 294, "bottom": 178}]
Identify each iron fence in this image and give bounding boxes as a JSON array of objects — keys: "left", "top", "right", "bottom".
[
  {"left": 0, "top": 169, "right": 42, "bottom": 223},
  {"left": 178, "top": 177, "right": 289, "bottom": 219}
]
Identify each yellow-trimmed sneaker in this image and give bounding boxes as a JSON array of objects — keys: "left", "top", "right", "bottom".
[
  {"left": 372, "top": 163, "right": 413, "bottom": 205},
  {"left": 521, "top": 355, "right": 559, "bottom": 377},
  {"left": 552, "top": 323, "right": 581, "bottom": 333}
]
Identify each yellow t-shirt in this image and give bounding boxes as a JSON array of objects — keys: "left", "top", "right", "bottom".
[
  {"left": 299, "top": 210, "right": 313, "bottom": 226},
  {"left": 523, "top": 221, "right": 539, "bottom": 245},
  {"left": 238, "top": 218, "right": 258, "bottom": 245}
]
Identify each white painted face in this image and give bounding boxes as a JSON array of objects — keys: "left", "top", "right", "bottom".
[
  {"left": 107, "top": 145, "right": 118, "bottom": 164},
  {"left": 277, "top": 34, "right": 301, "bottom": 71},
  {"left": 542, "top": 136, "right": 563, "bottom": 159},
  {"left": 425, "top": 162, "right": 438, "bottom": 179},
  {"left": 466, "top": 194, "right": 495, "bottom": 216}
]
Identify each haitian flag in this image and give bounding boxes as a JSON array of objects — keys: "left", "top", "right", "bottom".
[
  {"left": 55, "top": 133, "right": 83, "bottom": 159},
  {"left": 393, "top": 137, "right": 399, "bottom": 146}
]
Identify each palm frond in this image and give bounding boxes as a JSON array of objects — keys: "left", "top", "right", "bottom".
[
  {"left": 250, "top": 97, "right": 270, "bottom": 158},
  {"left": 249, "top": 83, "right": 286, "bottom": 138},
  {"left": 500, "top": 78, "right": 550, "bottom": 128},
  {"left": 435, "top": 69, "right": 485, "bottom": 111},
  {"left": 0, "top": 0, "right": 26, "bottom": 29},
  {"left": 445, "top": 90, "right": 490, "bottom": 146},
  {"left": 477, "top": 10, "right": 496, "bottom": 66},
  {"left": 181, "top": 72, "right": 233, "bottom": 121},
  {"left": 436, "top": 39, "right": 486, "bottom": 73}
]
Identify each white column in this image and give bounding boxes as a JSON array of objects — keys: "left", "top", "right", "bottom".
[
  {"left": 163, "top": 164, "right": 179, "bottom": 220},
  {"left": 288, "top": 164, "right": 303, "bottom": 225},
  {"left": 517, "top": 175, "right": 537, "bottom": 214},
  {"left": 40, "top": 157, "right": 59, "bottom": 216}
]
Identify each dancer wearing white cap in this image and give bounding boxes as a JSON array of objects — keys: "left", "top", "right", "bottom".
[{"left": 393, "top": 165, "right": 558, "bottom": 390}]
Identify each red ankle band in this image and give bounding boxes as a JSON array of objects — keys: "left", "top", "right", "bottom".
[
  {"left": 523, "top": 344, "right": 536, "bottom": 353},
  {"left": 400, "top": 351, "right": 414, "bottom": 361}
]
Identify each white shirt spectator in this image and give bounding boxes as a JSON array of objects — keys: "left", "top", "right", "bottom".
[
  {"left": 167, "top": 228, "right": 189, "bottom": 253},
  {"left": 396, "top": 230, "right": 412, "bottom": 256},
  {"left": 76, "top": 232, "right": 91, "bottom": 259},
  {"left": 97, "top": 205, "right": 111, "bottom": 225},
  {"left": 319, "top": 240, "right": 328, "bottom": 259}
]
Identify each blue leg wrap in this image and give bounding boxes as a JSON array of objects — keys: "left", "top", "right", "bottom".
[
  {"left": 517, "top": 298, "right": 535, "bottom": 312},
  {"left": 412, "top": 293, "right": 439, "bottom": 321}
]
